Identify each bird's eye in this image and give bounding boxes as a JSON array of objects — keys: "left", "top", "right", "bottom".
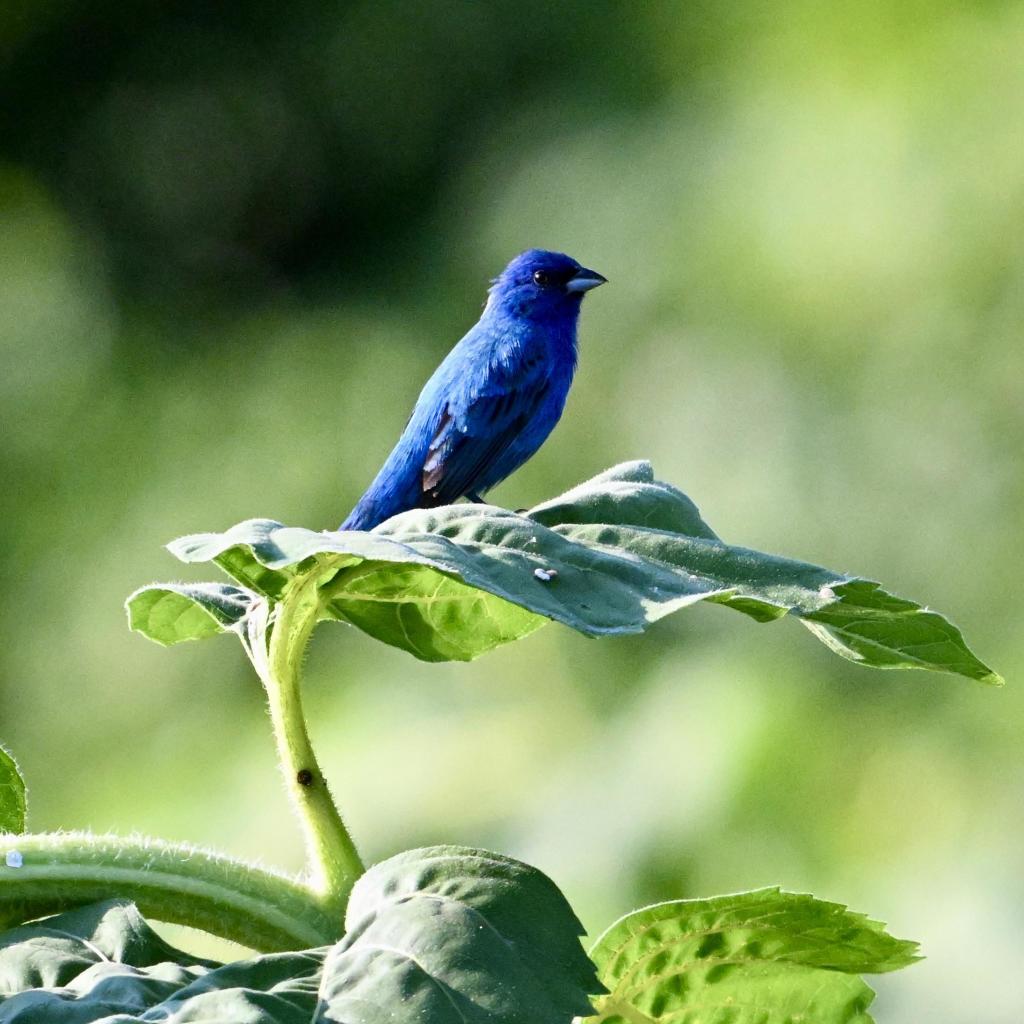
[{"left": 532, "top": 270, "right": 552, "bottom": 287}]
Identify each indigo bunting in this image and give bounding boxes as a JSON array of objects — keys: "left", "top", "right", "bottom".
[{"left": 342, "top": 249, "right": 606, "bottom": 530}]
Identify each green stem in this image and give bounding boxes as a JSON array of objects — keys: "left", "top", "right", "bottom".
[
  {"left": 263, "top": 572, "right": 364, "bottom": 915},
  {"left": 0, "top": 833, "right": 340, "bottom": 952},
  {"left": 0, "top": 571, "right": 363, "bottom": 950}
]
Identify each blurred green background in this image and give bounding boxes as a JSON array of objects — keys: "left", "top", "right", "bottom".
[{"left": 2, "top": 1, "right": 1022, "bottom": 1019}]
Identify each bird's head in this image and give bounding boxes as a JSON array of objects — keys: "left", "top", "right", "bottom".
[{"left": 486, "top": 249, "right": 606, "bottom": 323}]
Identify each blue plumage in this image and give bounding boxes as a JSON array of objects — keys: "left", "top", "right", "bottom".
[{"left": 341, "top": 249, "right": 606, "bottom": 530}]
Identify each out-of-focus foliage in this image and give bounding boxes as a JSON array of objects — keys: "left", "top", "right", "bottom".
[{"left": 1, "top": 2, "right": 1021, "bottom": 1021}]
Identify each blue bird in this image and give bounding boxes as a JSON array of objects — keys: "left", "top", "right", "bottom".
[{"left": 341, "top": 249, "right": 606, "bottom": 530}]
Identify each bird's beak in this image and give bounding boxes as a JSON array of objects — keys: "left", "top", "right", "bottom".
[{"left": 565, "top": 267, "right": 608, "bottom": 292}]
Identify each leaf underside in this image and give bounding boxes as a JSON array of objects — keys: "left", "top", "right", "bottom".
[
  {"left": 125, "top": 461, "right": 1001, "bottom": 682},
  {"left": 584, "top": 887, "right": 921, "bottom": 1024},
  {"left": 0, "top": 846, "right": 598, "bottom": 1024}
]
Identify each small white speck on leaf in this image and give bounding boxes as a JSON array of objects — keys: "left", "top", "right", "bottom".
[
  {"left": 5, "top": 850, "right": 23, "bottom": 868},
  {"left": 819, "top": 586, "right": 836, "bottom": 601},
  {"left": 534, "top": 568, "right": 557, "bottom": 583}
]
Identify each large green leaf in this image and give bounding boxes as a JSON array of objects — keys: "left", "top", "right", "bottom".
[
  {"left": 0, "top": 847, "right": 597, "bottom": 1024},
  {"left": 321, "top": 845, "right": 599, "bottom": 1023},
  {"left": 0, "top": 748, "right": 25, "bottom": 835},
  {"left": 584, "top": 888, "right": 920, "bottom": 1024},
  {"left": 126, "top": 461, "right": 1000, "bottom": 681}
]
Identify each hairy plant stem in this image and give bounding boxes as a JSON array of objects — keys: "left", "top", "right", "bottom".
[
  {"left": 0, "top": 570, "right": 364, "bottom": 952},
  {"left": 261, "top": 571, "right": 365, "bottom": 917},
  {"left": 0, "top": 833, "right": 340, "bottom": 952}
]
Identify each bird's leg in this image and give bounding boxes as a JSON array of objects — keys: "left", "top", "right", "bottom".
[{"left": 466, "top": 492, "right": 486, "bottom": 503}]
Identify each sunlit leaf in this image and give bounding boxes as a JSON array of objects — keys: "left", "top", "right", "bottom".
[
  {"left": 801, "top": 580, "right": 1002, "bottom": 683},
  {"left": 323, "top": 562, "right": 546, "bottom": 662},
  {"left": 528, "top": 461, "right": 719, "bottom": 538},
  {"left": 584, "top": 887, "right": 920, "bottom": 1024},
  {"left": 130, "top": 461, "right": 1000, "bottom": 681},
  {"left": 167, "top": 519, "right": 298, "bottom": 599},
  {"left": 0, "top": 748, "right": 25, "bottom": 836},
  {"left": 126, "top": 582, "right": 258, "bottom": 646}
]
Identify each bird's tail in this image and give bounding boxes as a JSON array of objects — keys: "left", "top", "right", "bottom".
[
  {"left": 339, "top": 475, "right": 421, "bottom": 531},
  {"left": 339, "top": 501, "right": 378, "bottom": 532},
  {"left": 340, "top": 433, "right": 429, "bottom": 530}
]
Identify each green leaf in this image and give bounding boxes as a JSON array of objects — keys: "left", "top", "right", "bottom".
[
  {"left": 168, "top": 519, "right": 298, "bottom": 599},
  {"left": 0, "top": 899, "right": 313, "bottom": 1023},
  {"left": 528, "top": 460, "right": 720, "bottom": 538},
  {"left": 321, "top": 561, "right": 547, "bottom": 661},
  {"left": 0, "top": 748, "right": 25, "bottom": 835},
  {"left": 801, "top": 580, "right": 1003, "bottom": 684},
  {"left": 125, "top": 582, "right": 259, "bottom": 646},
  {"left": 584, "top": 888, "right": 920, "bottom": 1024},
  {"left": 320, "top": 845, "right": 600, "bottom": 1023},
  {"left": 0, "top": 900, "right": 214, "bottom": 1011},
  {"left": 137, "top": 461, "right": 1000, "bottom": 682},
  {"left": 0, "top": 847, "right": 597, "bottom": 1023}
]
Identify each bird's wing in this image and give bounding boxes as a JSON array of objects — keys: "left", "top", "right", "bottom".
[{"left": 422, "top": 378, "right": 551, "bottom": 505}]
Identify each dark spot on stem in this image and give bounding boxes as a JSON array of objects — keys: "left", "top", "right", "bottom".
[{"left": 297, "top": 768, "right": 314, "bottom": 787}]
